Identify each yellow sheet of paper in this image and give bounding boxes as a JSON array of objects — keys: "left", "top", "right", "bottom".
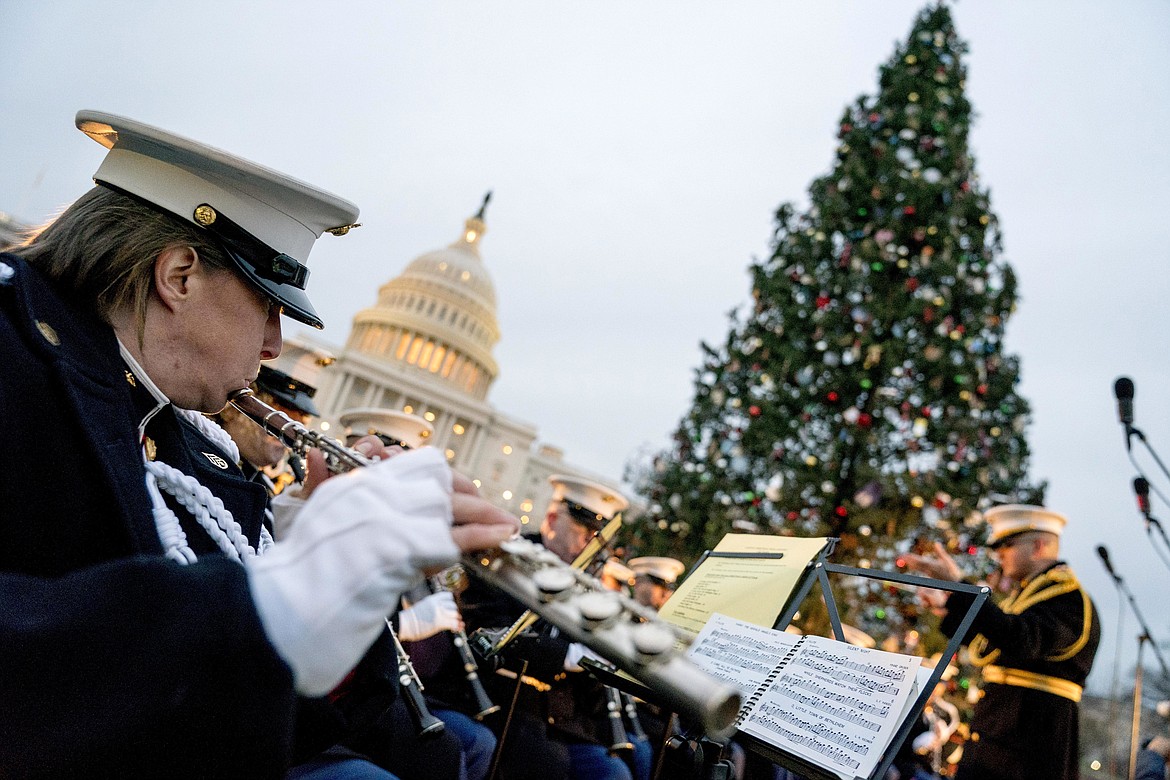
[{"left": 658, "top": 534, "right": 829, "bottom": 639}]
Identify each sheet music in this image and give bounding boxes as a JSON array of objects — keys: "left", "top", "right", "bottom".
[
  {"left": 739, "top": 633, "right": 921, "bottom": 780},
  {"left": 686, "top": 612, "right": 802, "bottom": 700}
]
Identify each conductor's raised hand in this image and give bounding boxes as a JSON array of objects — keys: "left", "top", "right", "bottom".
[{"left": 902, "top": 541, "right": 964, "bottom": 582}]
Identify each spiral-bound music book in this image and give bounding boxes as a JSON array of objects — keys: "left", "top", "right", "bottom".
[{"left": 687, "top": 613, "right": 924, "bottom": 780}]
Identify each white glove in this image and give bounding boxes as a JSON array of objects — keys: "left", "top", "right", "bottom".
[
  {"left": 246, "top": 448, "right": 459, "bottom": 696},
  {"left": 563, "top": 642, "right": 605, "bottom": 673},
  {"left": 398, "top": 591, "right": 462, "bottom": 641}
]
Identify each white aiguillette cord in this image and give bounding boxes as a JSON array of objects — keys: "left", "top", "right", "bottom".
[{"left": 119, "top": 339, "right": 272, "bottom": 564}]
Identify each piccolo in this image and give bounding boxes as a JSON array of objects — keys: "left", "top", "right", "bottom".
[{"left": 228, "top": 388, "right": 741, "bottom": 738}]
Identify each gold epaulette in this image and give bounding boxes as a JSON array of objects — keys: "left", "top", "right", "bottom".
[{"left": 969, "top": 565, "right": 1093, "bottom": 666}]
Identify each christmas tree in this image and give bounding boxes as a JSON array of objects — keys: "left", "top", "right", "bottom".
[{"left": 629, "top": 3, "right": 1044, "bottom": 642}]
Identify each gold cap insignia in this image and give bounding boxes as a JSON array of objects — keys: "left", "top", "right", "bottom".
[
  {"left": 325, "top": 222, "right": 362, "bottom": 236},
  {"left": 193, "top": 204, "right": 218, "bottom": 226},
  {"left": 203, "top": 452, "right": 230, "bottom": 470},
  {"left": 35, "top": 320, "right": 60, "bottom": 346}
]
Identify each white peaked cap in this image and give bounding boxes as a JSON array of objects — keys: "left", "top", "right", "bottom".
[
  {"left": 602, "top": 558, "right": 636, "bottom": 587},
  {"left": 628, "top": 556, "right": 686, "bottom": 585},
  {"left": 76, "top": 110, "right": 360, "bottom": 329},
  {"left": 340, "top": 407, "right": 434, "bottom": 450},
  {"left": 984, "top": 504, "right": 1068, "bottom": 546},
  {"left": 548, "top": 474, "right": 629, "bottom": 523}
]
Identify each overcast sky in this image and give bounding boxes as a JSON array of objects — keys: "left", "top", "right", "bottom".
[{"left": 4, "top": 2, "right": 1169, "bottom": 707}]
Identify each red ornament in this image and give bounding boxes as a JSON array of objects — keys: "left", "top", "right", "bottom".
[
  {"left": 858, "top": 413, "right": 873, "bottom": 428},
  {"left": 749, "top": 405, "right": 762, "bottom": 417},
  {"left": 902, "top": 206, "right": 916, "bottom": 216},
  {"left": 786, "top": 511, "right": 799, "bottom": 521},
  {"left": 834, "top": 506, "right": 848, "bottom": 517},
  {"left": 827, "top": 391, "right": 839, "bottom": 402},
  {"left": 816, "top": 295, "right": 831, "bottom": 309},
  {"left": 906, "top": 278, "right": 919, "bottom": 292}
]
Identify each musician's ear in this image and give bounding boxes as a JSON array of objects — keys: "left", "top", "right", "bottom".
[{"left": 154, "top": 245, "right": 201, "bottom": 312}]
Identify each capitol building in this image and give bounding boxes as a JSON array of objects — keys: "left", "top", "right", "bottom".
[{"left": 269, "top": 196, "right": 627, "bottom": 528}]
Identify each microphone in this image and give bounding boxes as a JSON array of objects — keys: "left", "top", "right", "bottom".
[
  {"left": 1097, "top": 544, "right": 1121, "bottom": 583},
  {"left": 1135, "top": 477, "right": 1152, "bottom": 517},
  {"left": 1115, "top": 377, "right": 1135, "bottom": 450}
]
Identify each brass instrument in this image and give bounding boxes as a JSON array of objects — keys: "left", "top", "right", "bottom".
[{"left": 229, "top": 388, "right": 741, "bottom": 737}]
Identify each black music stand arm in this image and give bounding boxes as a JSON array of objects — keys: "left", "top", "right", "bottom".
[
  {"left": 741, "top": 562, "right": 989, "bottom": 780},
  {"left": 822, "top": 564, "right": 989, "bottom": 780}
]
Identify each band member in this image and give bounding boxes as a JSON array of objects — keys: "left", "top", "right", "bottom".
[
  {"left": 461, "top": 475, "right": 638, "bottom": 780},
  {"left": 628, "top": 557, "right": 686, "bottom": 610},
  {"left": 341, "top": 407, "right": 434, "bottom": 450},
  {"left": 903, "top": 504, "right": 1100, "bottom": 780},
  {"left": 341, "top": 406, "right": 500, "bottom": 780},
  {"left": 0, "top": 110, "right": 517, "bottom": 777}
]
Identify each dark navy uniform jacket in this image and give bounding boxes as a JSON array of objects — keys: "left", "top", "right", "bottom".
[
  {"left": 0, "top": 253, "right": 296, "bottom": 777},
  {"left": 942, "top": 561, "right": 1100, "bottom": 780}
]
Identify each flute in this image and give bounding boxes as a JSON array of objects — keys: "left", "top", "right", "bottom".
[{"left": 228, "top": 388, "right": 741, "bottom": 738}]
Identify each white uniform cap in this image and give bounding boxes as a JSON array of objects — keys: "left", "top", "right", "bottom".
[
  {"left": 601, "top": 558, "right": 636, "bottom": 587},
  {"left": 628, "top": 556, "right": 686, "bottom": 586},
  {"left": 548, "top": 474, "right": 629, "bottom": 530},
  {"left": 984, "top": 504, "right": 1068, "bottom": 546},
  {"left": 339, "top": 407, "right": 433, "bottom": 450},
  {"left": 76, "top": 110, "right": 360, "bottom": 329}
]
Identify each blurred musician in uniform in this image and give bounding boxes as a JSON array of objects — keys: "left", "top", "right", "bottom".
[
  {"left": 462, "top": 475, "right": 637, "bottom": 780},
  {"left": 628, "top": 557, "right": 685, "bottom": 610},
  {"left": 625, "top": 556, "right": 687, "bottom": 776},
  {"left": 340, "top": 407, "right": 499, "bottom": 780},
  {"left": 212, "top": 364, "right": 319, "bottom": 497},
  {"left": 903, "top": 504, "right": 1100, "bottom": 780}
]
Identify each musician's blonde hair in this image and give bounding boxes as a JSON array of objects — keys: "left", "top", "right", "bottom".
[{"left": 9, "top": 186, "right": 232, "bottom": 337}]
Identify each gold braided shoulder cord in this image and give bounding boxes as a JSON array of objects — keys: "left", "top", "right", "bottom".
[{"left": 968, "top": 566, "right": 1092, "bottom": 667}]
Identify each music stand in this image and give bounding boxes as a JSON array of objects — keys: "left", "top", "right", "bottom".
[{"left": 588, "top": 544, "right": 990, "bottom": 780}]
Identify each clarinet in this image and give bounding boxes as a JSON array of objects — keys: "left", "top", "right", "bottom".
[
  {"left": 228, "top": 388, "right": 741, "bottom": 739},
  {"left": 622, "top": 692, "right": 648, "bottom": 742},
  {"left": 605, "top": 685, "right": 635, "bottom": 755},
  {"left": 386, "top": 619, "right": 446, "bottom": 737},
  {"left": 431, "top": 567, "right": 501, "bottom": 720}
]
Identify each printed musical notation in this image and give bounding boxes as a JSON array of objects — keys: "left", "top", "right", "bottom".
[
  {"left": 688, "top": 613, "right": 922, "bottom": 780},
  {"left": 687, "top": 616, "right": 802, "bottom": 698}
]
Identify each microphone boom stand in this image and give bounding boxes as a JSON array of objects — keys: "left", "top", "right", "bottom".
[{"left": 1104, "top": 567, "right": 1170, "bottom": 780}]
